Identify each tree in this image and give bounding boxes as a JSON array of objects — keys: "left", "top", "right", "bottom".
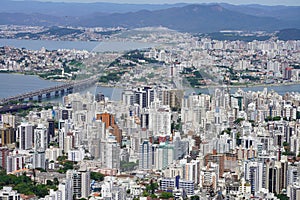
[
  {"left": 53, "top": 178, "right": 59, "bottom": 185},
  {"left": 0, "top": 170, "right": 55, "bottom": 198},
  {"left": 234, "top": 118, "right": 244, "bottom": 124},
  {"left": 13, "top": 182, "right": 34, "bottom": 195},
  {"left": 57, "top": 155, "right": 67, "bottom": 162},
  {"left": 120, "top": 161, "right": 138, "bottom": 172},
  {"left": 46, "top": 180, "right": 54, "bottom": 186},
  {"left": 191, "top": 196, "right": 200, "bottom": 200},
  {"left": 58, "top": 160, "right": 74, "bottom": 173},
  {"left": 276, "top": 194, "right": 289, "bottom": 200},
  {"left": 142, "top": 190, "right": 149, "bottom": 197},
  {"left": 54, "top": 120, "right": 59, "bottom": 129},
  {"left": 90, "top": 172, "right": 105, "bottom": 182},
  {"left": 273, "top": 116, "right": 281, "bottom": 121},
  {"left": 236, "top": 132, "right": 242, "bottom": 145},
  {"left": 297, "top": 111, "right": 300, "bottom": 119},
  {"left": 283, "top": 142, "right": 289, "bottom": 147},
  {"left": 145, "top": 180, "right": 158, "bottom": 194},
  {"left": 160, "top": 191, "right": 173, "bottom": 199},
  {"left": 34, "top": 184, "right": 49, "bottom": 198},
  {"left": 236, "top": 132, "right": 241, "bottom": 140}
]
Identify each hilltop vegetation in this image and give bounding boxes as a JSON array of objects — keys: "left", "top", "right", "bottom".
[{"left": 0, "top": 170, "right": 56, "bottom": 198}]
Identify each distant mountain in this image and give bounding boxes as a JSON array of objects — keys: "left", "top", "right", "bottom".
[
  {"left": 0, "top": 13, "right": 66, "bottom": 26},
  {"left": 0, "top": 0, "right": 187, "bottom": 16},
  {"left": 74, "top": 4, "right": 300, "bottom": 33},
  {"left": 220, "top": 4, "right": 300, "bottom": 21},
  {"left": 0, "top": 3, "right": 299, "bottom": 33}
]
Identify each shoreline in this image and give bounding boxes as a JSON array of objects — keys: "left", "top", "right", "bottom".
[
  {"left": 196, "top": 81, "right": 300, "bottom": 89},
  {"left": 234, "top": 81, "right": 300, "bottom": 88},
  {"left": 2, "top": 71, "right": 300, "bottom": 91},
  {"left": 97, "top": 81, "right": 300, "bottom": 90}
]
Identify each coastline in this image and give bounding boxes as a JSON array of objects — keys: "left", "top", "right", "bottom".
[
  {"left": 2, "top": 71, "right": 300, "bottom": 92},
  {"left": 193, "top": 81, "right": 300, "bottom": 89},
  {"left": 96, "top": 82, "right": 123, "bottom": 89},
  {"left": 96, "top": 80, "right": 300, "bottom": 91}
]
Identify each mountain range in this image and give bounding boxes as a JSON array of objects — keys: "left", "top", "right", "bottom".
[{"left": 0, "top": 0, "right": 299, "bottom": 33}]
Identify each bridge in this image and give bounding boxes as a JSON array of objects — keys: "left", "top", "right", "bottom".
[{"left": 0, "top": 75, "right": 99, "bottom": 105}]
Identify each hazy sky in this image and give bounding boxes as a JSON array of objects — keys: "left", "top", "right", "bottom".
[{"left": 33, "top": 0, "right": 300, "bottom": 6}]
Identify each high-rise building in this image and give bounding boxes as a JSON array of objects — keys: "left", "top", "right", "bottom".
[
  {"left": 267, "top": 160, "right": 288, "bottom": 195},
  {"left": 95, "top": 92, "right": 105, "bottom": 102},
  {"left": 68, "top": 148, "right": 85, "bottom": 162},
  {"left": 184, "top": 159, "right": 201, "bottom": 184},
  {"left": 6, "top": 154, "right": 26, "bottom": 173},
  {"left": 45, "top": 146, "right": 63, "bottom": 162},
  {"left": 96, "top": 112, "right": 115, "bottom": 129},
  {"left": 32, "top": 150, "right": 46, "bottom": 169},
  {"left": 139, "top": 140, "right": 152, "bottom": 170},
  {"left": 160, "top": 176, "right": 195, "bottom": 195},
  {"left": 58, "top": 179, "right": 73, "bottom": 200},
  {"left": 67, "top": 168, "right": 90, "bottom": 199},
  {"left": 61, "top": 109, "right": 72, "bottom": 120},
  {"left": 0, "top": 123, "right": 15, "bottom": 146},
  {"left": 158, "top": 89, "right": 183, "bottom": 109},
  {"left": 121, "top": 86, "right": 156, "bottom": 108},
  {"left": 58, "top": 127, "right": 66, "bottom": 151},
  {"left": 122, "top": 89, "right": 135, "bottom": 106},
  {"left": 18, "top": 122, "right": 33, "bottom": 150},
  {"left": 148, "top": 100, "right": 171, "bottom": 136},
  {"left": 64, "top": 134, "right": 74, "bottom": 153},
  {"left": 173, "top": 133, "right": 189, "bottom": 160},
  {"left": 164, "top": 164, "right": 184, "bottom": 179},
  {"left": 152, "top": 143, "right": 174, "bottom": 170},
  {"left": 205, "top": 150, "right": 225, "bottom": 178},
  {"left": 48, "top": 119, "right": 55, "bottom": 140},
  {"left": 96, "top": 112, "right": 122, "bottom": 144},
  {"left": 140, "top": 109, "right": 149, "bottom": 129},
  {"left": 289, "top": 182, "right": 300, "bottom": 200},
  {"left": 283, "top": 67, "right": 293, "bottom": 80},
  {"left": 134, "top": 86, "right": 155, "bottom": 108},
  {"left": 0, "top": 147, "right": 9, "bottom": 169},
  {"left": 244, "top": 161, "right": 263, "bottom": 195},
  {"left": 200, "top": 163, "right": 219, "bottom": 192},
  {"left": 287, "top": 165, "right": 299, "bottom": 186},
  {"left": 34, "top": 124, "right": 48, "bottom": 151},
  {"left": 100, "top": 135, "right": 120, "bottom": 170},
  {"left": 1, "top": 114, "right": 16, "bottom": 128}
]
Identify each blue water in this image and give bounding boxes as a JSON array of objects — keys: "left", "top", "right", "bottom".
[
  {"left": 0, "top": 73, "right": 299, "bottom": 101},
  {"left": 0, "top": 73, "right": 62, "bottom": 98},
  {"left": 0, "top": 38, "right": 299, "bottom": 100},
  {"left": 0, "top": 38, "right": 155, "bottom": 101},
  {"left": 0, "top": 73, "right": 123, "bottom": 101}
]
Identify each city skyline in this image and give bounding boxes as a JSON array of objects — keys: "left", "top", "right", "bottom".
[{"left": 0, "top": 0, "right": 299, "bottom": 199}]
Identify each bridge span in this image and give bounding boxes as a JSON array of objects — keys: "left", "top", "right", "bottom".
[{"left": 0, "top": 76, "right": 98, "bottom": 104}]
